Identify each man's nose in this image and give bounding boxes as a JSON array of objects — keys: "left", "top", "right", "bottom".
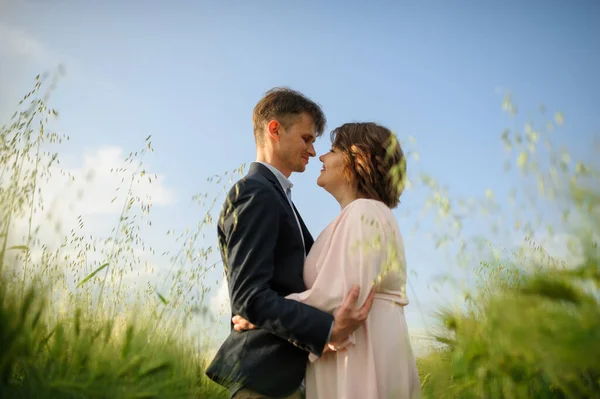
[{"left": 307, "top": 143, "right": 316, "bottom": 157}]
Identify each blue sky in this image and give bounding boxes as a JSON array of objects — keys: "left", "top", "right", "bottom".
[{"left": 2, "top": 0, "right": 599, "bottom": 346}]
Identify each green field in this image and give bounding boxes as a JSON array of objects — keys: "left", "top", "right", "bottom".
[{"left": 1, "top": 74, "right": 598, "bottom": 398}]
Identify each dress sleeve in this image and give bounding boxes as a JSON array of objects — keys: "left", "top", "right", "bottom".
[{"left": 285, "top": 200, "right": 396, "bottom": 361}]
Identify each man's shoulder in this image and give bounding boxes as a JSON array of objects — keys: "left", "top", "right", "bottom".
[
  {"left": 226, "top": 172, "right": 276, "bottom": 197},
  {"left": 220, "top": 173, "right": 281, "bottom": 216}
]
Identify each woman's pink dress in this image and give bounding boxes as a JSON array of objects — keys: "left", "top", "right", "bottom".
[{"left": 286, "top": 199, "right": 421, "bottom": 399}]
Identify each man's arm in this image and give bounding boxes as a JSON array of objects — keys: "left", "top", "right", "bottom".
[
  {"left": 221, "top": 180, "right": 333, "bottom": 356},
  {"left": 232, "top": 285, "right": 375, "bottom": 352}
]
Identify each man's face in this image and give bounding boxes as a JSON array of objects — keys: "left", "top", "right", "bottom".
[{"left": 275, "top": 112, "right": 317, "bottom": 175}]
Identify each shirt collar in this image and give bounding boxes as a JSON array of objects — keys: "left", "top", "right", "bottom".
[{"left": 257, "top": 161, "right": 294, "bottom": 192}]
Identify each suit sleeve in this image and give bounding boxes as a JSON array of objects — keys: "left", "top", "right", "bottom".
[{"left": 219, "top": 180, "right": 333, "bottom": 356}]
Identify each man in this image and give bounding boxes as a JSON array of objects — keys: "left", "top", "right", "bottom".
[{"left": 205, "top": 88, "right": 376, "bottom": 399}]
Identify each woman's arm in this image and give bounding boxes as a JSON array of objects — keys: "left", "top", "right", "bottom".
[{"left": 285, "top": 199, "right": 394, "bottom": 360}]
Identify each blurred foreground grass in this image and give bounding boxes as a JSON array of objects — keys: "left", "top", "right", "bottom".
[
  {"left": 0, "top": 282, "right": 227, "bottom": 398},
  {"left": 418, "top": 230, "right": 600, "bottom": 398},
  {"left": 1, "top": 73, "right": 598, "bottom": 398},
  {"left": 412, "top": 95, "right": 600, "bottom": 399}
]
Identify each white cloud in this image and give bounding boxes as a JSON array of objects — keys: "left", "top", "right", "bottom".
[
  {"left": 209, "top": 276, "right": 230, "bottom": 317},
  {"left": 5, "top": 146, "right": 174, "bottom": 247},
  {"left": 0, "top": 22, "right": 71, "bottom": 67},
  {"left": 2, "top": 145, "right": 177, "bottom": 297},
  {"left": 61, "top": 146, "right": 174, "bottom": 215}
]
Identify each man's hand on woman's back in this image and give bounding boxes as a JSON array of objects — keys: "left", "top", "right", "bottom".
[{"left": 230, "top": 284, "right": 376, "bottom": 345}]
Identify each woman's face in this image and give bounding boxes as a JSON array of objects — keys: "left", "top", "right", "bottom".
[{"left": 316, "top": 146, "right": 348, "bottom": 192}]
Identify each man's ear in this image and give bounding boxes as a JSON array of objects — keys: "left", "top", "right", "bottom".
[{"left": 266, "top": 120, "right": 281, "bottom": 141}]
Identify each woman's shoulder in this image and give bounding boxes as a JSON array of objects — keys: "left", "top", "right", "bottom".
[
  {"left": 344, "top": 198, "right": 389, "bottom": 215},
  {"left": 340, "top": 198, "right": 394, "bottom": 225}
]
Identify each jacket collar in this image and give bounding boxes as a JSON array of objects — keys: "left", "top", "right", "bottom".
[
  {"left": 255, "top": 161, "right": 293, "bottom": 193},
  {"left": 249, "top": 162, "right": 289, "bottom": 198},
  {"left": 248, "top": 162, "right": 314, "bottom": 251}
]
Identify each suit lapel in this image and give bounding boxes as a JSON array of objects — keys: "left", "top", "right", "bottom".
[
  {"left": 249, "top": 163, "right": 289, "bottom": 203},
  {"left": 291, "top": 202, "right": 314, "bottom": 253},
  {"left": 249, "top": 163, "right": 314, "bottom": 254}
]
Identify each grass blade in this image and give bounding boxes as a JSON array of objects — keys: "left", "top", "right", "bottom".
[{"left": 76, "top": 263, "right": 109, "bottom": 288}]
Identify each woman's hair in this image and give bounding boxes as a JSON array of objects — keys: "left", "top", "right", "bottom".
[{"left": 330, "top": 122, "right": 406, "bottom": 208}]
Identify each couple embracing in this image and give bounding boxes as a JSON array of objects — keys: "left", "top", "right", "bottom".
[{"left": 205, "top": 88, "right": 421, "bottom": 399}]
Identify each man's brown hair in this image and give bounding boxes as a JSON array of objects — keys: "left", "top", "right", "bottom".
[
  {"left": 252, "top": 87, "right": 327, "bottom": 145},
  {"left": 331, "top": 122, "right": 406, "bottom": 208}
]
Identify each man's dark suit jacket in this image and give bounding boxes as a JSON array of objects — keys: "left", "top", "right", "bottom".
[{"left": 205, "top": 162, "right": 334, "bottom": 398}]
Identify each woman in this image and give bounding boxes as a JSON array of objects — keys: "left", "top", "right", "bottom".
[{"left": 237, "top": 122, "right": 420, "bottom": 399}]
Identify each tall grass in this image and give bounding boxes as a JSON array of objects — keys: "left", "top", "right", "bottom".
[
  {"left": 413, "top": 95, "right": 600, "bottom": 398},
  {"left": 418, "top": 237, "right": 599, "bottom": 398},
  {"left": 1, "top": 71, "right": 598, "bottom": 398},
  {"left": 0, "top": 72, "right": 231, "bottom": 397},
  {"left": 0, "top": 280, "right": 227, "bottom": 398}
]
